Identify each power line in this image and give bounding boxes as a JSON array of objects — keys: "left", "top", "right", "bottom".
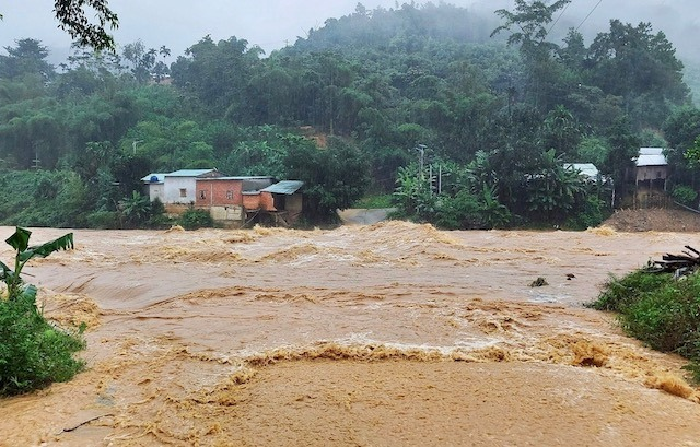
[
  {"left": 547, "top": 0, "right": 573, "bottom": 35},
  {"left": 576, "top": 0, "right": 603, "bottom": 31}
]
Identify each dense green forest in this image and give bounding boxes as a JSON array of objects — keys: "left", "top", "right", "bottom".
[{"left": 1, "top": 0, "right": 699, "bottom": 228}]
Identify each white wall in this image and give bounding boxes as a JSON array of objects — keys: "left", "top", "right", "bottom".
[
  {"left": 148, "top": 184, "right": 164, "bottom": 202},
  {"left": 164, "top": 177, "right": 198, "bottom": 204}
]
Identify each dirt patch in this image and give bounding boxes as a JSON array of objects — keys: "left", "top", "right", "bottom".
[{"left": 603, "top": 208, "right": 700, "bottom": 232}]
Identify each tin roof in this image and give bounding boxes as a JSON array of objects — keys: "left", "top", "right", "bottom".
[
  {"left": 564, "top": 163, "right": 598, "bottom": 178},
  {"left": 261, "top": 180, "right": 304, "bottom": 194},
  {"left": 635, "top": 148, "right": 667, "bottom": 167},
  {"left": 639, "top": 147, "right": 664, "bottom": 156},
  {"left": 165, "top": 169, "right": 216, "bottom": 177},
  {"left": 636, "top": 155, "right": 667, "bottom": 166}
]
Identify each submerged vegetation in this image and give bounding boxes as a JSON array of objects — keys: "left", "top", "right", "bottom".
[
  {"left": 0, "top": 227, "right": 84, "bottom": 396},
  {"left": 592, "top": 269, "right": 700, "bottom": 383}
]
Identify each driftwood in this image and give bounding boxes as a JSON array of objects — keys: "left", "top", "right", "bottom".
[{"left": 645, "top": 245, "right": 700, "bottom": 275}]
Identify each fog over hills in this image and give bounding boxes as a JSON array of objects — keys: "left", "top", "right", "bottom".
[{"left": 0, "top": 1, "right": 697, "bottom": 61}]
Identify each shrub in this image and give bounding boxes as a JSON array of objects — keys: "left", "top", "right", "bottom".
[
  {"left": 0, "top": 227, "right": 84, "bottom": 396},
  {"left": 178, "top": 209, "right": 213, "bottom": 230},
  {"left": 592, "top": 270, "right": 673, "bottom": 311},
  {"left": 672, "top": 185, "right": 698, "bottom": 208},
  {"left": 0, "top": 291, "right": 85, "bottom": 396},
  {"left": 86, "top": 210, "right": 119, "bottom": 229},
  {"left": 591, "top": 269, "right": 700, "bottom": 383}
]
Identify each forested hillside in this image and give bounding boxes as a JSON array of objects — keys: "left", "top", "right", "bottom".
[{"left": 0, "top": 1, "right": 698, "bottom": 228}]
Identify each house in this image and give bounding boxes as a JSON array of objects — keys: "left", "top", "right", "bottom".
[
  {"left": 194, "top": 176, "right": 276, "bottom": 222},
  {"left": 564, "top": 163, "right": 599, "bottom": 183},
  {"left": 634, "top": 147, "right": 667, "bottom": 190},
  {"left": 140, "top": 168, "right": 304, "bottom": 226},
  {"left": 140, "top": 173, "right": 166, "bottom": 202},
  {"left": 252, "top": 180, "right": 305, "bottom": 225},
  {"left": 162, "top": 168, "right": 219, "bottom": 212}
]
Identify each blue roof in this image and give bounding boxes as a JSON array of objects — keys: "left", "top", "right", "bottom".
[
  {"left": 141, "top": 173, "right": 166, "bottom": 183},
  {"left": 165, "top": 169, "right": 215, "bottom": 177}
]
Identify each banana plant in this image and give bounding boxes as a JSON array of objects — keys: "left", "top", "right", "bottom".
[{"left": 0, "top": 227, "right": 73, "bottom": 302}]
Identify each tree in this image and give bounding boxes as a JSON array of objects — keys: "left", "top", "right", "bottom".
[
  {"left": 0, "top": 38, "right": 54, "bottom": 80},
  {"left": 491, "top": 0, "right": 571, "bottom": 48},
  {"left": 53, "top": 0, "right": 119, "bottom": 50},
  {"left": 284, "top": 135, "right": 369, "bottom": 222},
  {"left": 588, "top": 20, "right": 688, "bottom": 129},
  {"left": 490, "top": 0, "right": 572, "bottom": 111}
]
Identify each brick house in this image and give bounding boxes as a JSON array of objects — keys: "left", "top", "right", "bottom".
[{"left": 195, "top": 176, "right": 276, "bottom": 222}]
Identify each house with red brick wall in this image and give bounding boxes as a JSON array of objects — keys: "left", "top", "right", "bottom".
[
  {"left": 141, "top": 168, "right": 303, "bottom": 226},
  {"left": 195, "top": 176, "right": 275, "bottom": 222}
]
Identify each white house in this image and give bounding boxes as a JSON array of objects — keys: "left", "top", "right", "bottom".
[
  {"left": 140, "top": 173, "right": 166, "bottom": 202},
  {"left": 564, "top": 163, "right": 599, "bottom": 182},
  {"left": 163, "top": 169, "right": 218, "bottom": 204}
]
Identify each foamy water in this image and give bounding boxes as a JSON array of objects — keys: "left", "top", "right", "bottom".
[{"left": 1, "top": 223, "right": 699, "bottom": 446}]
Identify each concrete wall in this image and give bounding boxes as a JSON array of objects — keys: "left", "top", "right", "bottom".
[
  {"left": 146, "top": 184, "right": 164, "bottom": 202},
  {"left": 195, "top": 179, "right": 244, "bottom": 208},
  {"left": 210, "top": 206, "right": 244, "bottom": 221},
  {"left": 164, "top": 177, "right": 198, "bottom": 204}
]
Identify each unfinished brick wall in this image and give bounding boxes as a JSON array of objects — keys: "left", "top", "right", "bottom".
[
  {"left": 260, "top": 191, "right": 276, "bottom": 211},
  {"left": 242, "top": 194, "right": 261, "bottom": 210}
]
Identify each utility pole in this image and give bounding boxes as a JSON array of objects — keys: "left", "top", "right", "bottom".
[
  {"left": 31, "top": 142, "right": 40, "bottom": 169},
  {"left": 415, "top": 144, "right": 426, "bottom": 179}
]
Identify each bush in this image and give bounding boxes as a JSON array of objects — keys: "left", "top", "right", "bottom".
[
  {"left": 0, "top": 228, "right": 84, "bottom": 396},
  {"left": 0, "top": 290, "right": 85, "bottom": 396},
  {"left": 86, "top": 210, "right": 119, "bottom": 229},
  {"left": 672, "top": 185, "right": 698, "bottom": 208},
  {"left": 591, "top": 269, "right": 700, "bottom": 383},
  {"left": 178, "top": 209, "right": 213, "bottom": 230},
  {"left": 592, "top": 270, "right": 673, "bottom": 311}
]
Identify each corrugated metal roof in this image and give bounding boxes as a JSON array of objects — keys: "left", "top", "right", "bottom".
[
  {"left": 261, "top": 180, "right": 304, "bottom": 194},
  {"left": 141, "top": 173, "right": 166, "bottom": 183},
  {"left": 165, "top": 169, "right": 215, "bottom": 177},
  {"left": 637, "top": 154, "right": 667, "bottom": 167},
  {"left": 564, "top": 163, "right": 598, "bottom": 178},
  {"left": 639, "top": 147, "right": 664, "bottom": 156}
]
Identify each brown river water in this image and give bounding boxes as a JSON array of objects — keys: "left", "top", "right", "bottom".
[{"left": 1, "top": 222, "right": 700, "bottom": 446}]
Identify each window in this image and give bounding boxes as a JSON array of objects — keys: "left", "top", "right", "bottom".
[
  {"left": 199, "top": 190, "right": 206, "bottom": 199},
  {"left": 226, "top": 190, "right": 233, "bottom": 200},
  {"left": 656, "top": 171, "right": 663, "bottom": 178},
  {"left": 179, "top": 188, "right": 187, "bottom": 198}
]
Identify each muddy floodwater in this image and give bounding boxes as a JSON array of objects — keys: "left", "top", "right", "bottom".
[{"left": 2, "top": 222, "right": 700, "bottom": 446}]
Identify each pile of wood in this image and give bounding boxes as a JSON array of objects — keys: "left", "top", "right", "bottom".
[{"left": 645, "top": 245, "right": 700, "bottom": 275}]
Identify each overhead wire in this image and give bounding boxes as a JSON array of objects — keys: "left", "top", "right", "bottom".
[
  {"left": 576, "top": 0, "right": 603, "bottom": 31},
  {"left": 547, "top": 0, "right": 573, "bottom": 35}
]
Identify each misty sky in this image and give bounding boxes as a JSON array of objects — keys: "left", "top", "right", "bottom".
[{"left": 0, "top": 1, "right": 698, "bottom": 62}]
